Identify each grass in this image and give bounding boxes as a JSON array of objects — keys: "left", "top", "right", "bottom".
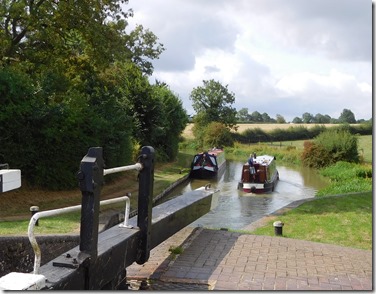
[
  {"left": 0, "top": 212, "right": 81, "bottom": 235},
  {"left": 168, "top": 245, "right": 184, "bottom": 259},
  {"left": 248, "top": 192, "right": 372, "bottom": 250},
  {"left": 357, "top": 135, "right": 372, "bottom": 163},
  {"left": 0, "top": 161, "right": 189, "bottom": 235},
  {"left": 316, "top": 161, "right": 372, "bottom": 196}
]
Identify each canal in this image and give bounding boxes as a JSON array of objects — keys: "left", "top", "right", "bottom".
[{"left": 167, "top": 160, "right": 328, "bottom": 230}]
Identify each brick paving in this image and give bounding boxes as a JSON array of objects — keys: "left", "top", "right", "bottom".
[{"left": 126, "top": 226, "right": 372, "bottom": 291}]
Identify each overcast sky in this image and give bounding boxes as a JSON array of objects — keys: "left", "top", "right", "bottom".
[{"left": 125, "top": 0, "right": 372, "bottom": 122}]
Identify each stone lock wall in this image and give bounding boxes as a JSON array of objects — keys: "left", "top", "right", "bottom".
[{"left": 0, "top": 235, "right": 79, "bottom": 276}]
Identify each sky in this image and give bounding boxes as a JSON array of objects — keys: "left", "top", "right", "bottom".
[{"left": 125, "top": 0, "right": 372, "bottom": 122}]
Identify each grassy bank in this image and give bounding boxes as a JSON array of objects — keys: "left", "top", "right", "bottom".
[
  {"left": 247, "top": 192, "right": 372, "bottom": 250},
  {"left": 0, "top": 161, "right": 189, "bottom": 235}
]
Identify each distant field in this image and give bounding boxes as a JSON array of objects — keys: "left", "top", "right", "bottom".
[
  {"left": 183, "top": 124, "right": 372, "bottom": 163},
  {"left": 182, "top": 123, "right": 354, "bottom": 139}
]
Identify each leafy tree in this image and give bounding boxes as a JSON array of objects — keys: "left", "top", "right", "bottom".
[
  {"left": 314, "top": 113, "right": 331, "bottom": 123},
  {"left": 302, "top": 112, "right": 314, "bottom": 123},
  {"left": 203, "top": 122, "right": 234, "bottom": 148},
  {"left": 150, "top": 82, "right": 188, "bottom": 160},
  {"left": 338, "top": 108, "right": 356, "bottom": 124},
  {"left": 126, "top": 24, "right": 165, "bottom": 75},
  {"left": 237, "top": 108, "right": 249, "bottom": 122},
  {"left": 0, "top": 68, "right": 103, "bottom": 189},
  {"left": 292, "top": 117, "right": 303, "bottom": 123},
  {"left": 0, "top": 0, "right": 163, "bottom": 76},
  {"left": 330, "top": 118, "right": 339, "bottom": 124},
  {"left": 250, "top": 111, "right": 263, "bottom": 123},
  {"left": 190, "top": 79, "right": 237, "bottom": 129},
  {"left": 261, "top": 112, "right": 272, "bottom": 123},
  {"left": 276, "top": 114, "right": 286, "bottom": 124},
  {"left": 0, "top": 1, "right": 172, "bottom": 189}
]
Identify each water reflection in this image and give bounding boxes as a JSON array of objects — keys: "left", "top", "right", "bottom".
[{"left": 168, "top": 160, "right": 328, "bottom": 230}]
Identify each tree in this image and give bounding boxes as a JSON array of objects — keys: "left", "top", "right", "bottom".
[
  {"left": 338, "top": 109, "right": 356, "bottom": 124},
  {"left": 150, "top": 82, "right": 188, "bottom": 160},
  {"left": 250, "top": 111, "right": 263, "bottom": 123},
  {"left": 203, "top": 122, "right": 234, "bottom": 148},
  {"left": 0, "top": 67, "right": 114, "bottom": 189},
  {"left": 237, "top": 108, "right": 249, "bottom": 122},
  {"left": 302, "top": 112, "right": 314, "bottom": 123},
  {"left": 126, "top": 24, "right": 165, "bottom": 75},
  {"left": 292, "top": 117, "right": 303, "bottom": 123},
  {"left": 0, "top": 1, "right": 187, "bottom": 190},
  {"left": 190, "top": 79, "right": 237, "bottom": 129},
  {"left": 261, "top": 112, "right": 272, "bottom": 123},
  {"left": 0, "top": 1, "right": 163, "bottom": 75},
  {"left": 276, "top": 114, "right": 286, "bottom": 124},
  {"left": 315, "top": 113, "right": 331, "bottom": 123}
]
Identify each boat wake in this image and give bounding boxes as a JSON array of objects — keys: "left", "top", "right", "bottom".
[{"left": 277, "top": 179, "right": 317, "bottom": 195}]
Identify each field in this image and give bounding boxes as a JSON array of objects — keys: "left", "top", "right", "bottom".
[
  {"left": 182, "top": 123, "right": 354, "bottom": 139},
  {"left": 183, "top": 123, "right": 372, "bottom": 163}
]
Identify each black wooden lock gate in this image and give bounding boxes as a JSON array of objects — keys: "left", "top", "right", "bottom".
[{"left": 1, "top": 146, "right": 217, "bottom": 290}]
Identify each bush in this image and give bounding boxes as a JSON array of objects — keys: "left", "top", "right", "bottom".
[
  {"left": 302, "top": 129, "right": 359, "bottom": 168},
  {"left": 237, "top": 127, "right": 269, "bottom": 143},
  {"left": 315, "top": 129, "right": 359, "bottom": 163},
  {"left": 204, "top": 122, "right": 234, "bottom": 148},
  {"left": 0, "top": 68, "right": 133, "bottom": 189},
  {"left": 234, "top": 125, "right": 330, "bottom": 143},
  {"left": 301, "top": 141, "right": 332, "bottom": 168}
]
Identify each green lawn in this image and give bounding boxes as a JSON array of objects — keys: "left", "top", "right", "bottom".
[{"left": 249, "top": 192, "right": 372, "bottom": 250}]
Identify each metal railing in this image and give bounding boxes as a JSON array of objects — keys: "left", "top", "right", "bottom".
[
  {"left": 103, "top": 163, "right": 142, "bottom": 176},
  {"left": 28, "top": 158, "right": 145, "bottom": 275},
  {"left": 28, "top": 195, "right": 131, "bottom": 275}
]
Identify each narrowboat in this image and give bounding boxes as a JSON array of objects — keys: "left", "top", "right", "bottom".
[
  {"left": 238, "top": 154, "right": 279, "bottom": 193},
  {"left": 189, "top": 148, "right": 226, "bottom": 179}
]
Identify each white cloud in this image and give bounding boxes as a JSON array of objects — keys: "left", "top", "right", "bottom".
[
  {"left": 126, "top": 0, "right": 372, "bottom": 121},
  {"left": 275, "top": 69, "right": 372, "bottom": 119}
]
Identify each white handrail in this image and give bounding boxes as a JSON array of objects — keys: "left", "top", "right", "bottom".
[
  {"left": 103, "top": 163, "right": 142, "bottom": 176},
  {"left": 28, "top": 196, "right": 131, "bottom": 275},
  {"left": 119, "top": 195, "right": 132, "bottom": 228}
]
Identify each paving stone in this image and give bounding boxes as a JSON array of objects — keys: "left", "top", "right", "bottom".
[{"left": 126, "top": 220, "right": 372, "bottom": 291}]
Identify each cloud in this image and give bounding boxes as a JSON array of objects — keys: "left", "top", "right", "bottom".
[
  {"left": 126, "top": 0, "right": 372, "bottom": 121},
  {"left": 275, "top": 69, "right": 372, "bottom": 119},
  {"left": 235, "top": 0, "right": 372, "bottom": 61},
  {"left": 129, "top": 0, "right": 238, "bottom": 72}
]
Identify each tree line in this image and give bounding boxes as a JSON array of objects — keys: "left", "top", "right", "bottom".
[
  {"left": 187, "top": 80, "right": 371, "bottom": 170},
  {"left": 236, "top": 108, "right": 369, "bottom": 124},
  {"left": 0, "top": 1, "right": 187, "bottom": 189}
]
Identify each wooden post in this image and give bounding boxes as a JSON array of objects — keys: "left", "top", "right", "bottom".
[{"left": 136, "top": 146, "right": 154, "bottom": 264}]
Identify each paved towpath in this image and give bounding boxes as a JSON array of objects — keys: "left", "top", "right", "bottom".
[
  {"left": 126, "top": 226, "right": 372, "bottom": 291},
  {"left": 126, "top": 197, "right": 372, "bottom": 291}
]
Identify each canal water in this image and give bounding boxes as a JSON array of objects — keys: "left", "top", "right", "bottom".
[{"left": 168, "top": 160, "right": 328, "bottom": 230}]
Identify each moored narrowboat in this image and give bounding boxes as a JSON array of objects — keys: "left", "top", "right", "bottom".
[
  {"left": 238, "top": 154, "right": 279, "bottom": 193},
  {"left": 189, "top": 148, "right": 226, "bottom": 179}
]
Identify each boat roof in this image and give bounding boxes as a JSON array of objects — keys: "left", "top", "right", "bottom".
[{"left": 253, "top": 155, "right": 275, "bottom": 165}]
